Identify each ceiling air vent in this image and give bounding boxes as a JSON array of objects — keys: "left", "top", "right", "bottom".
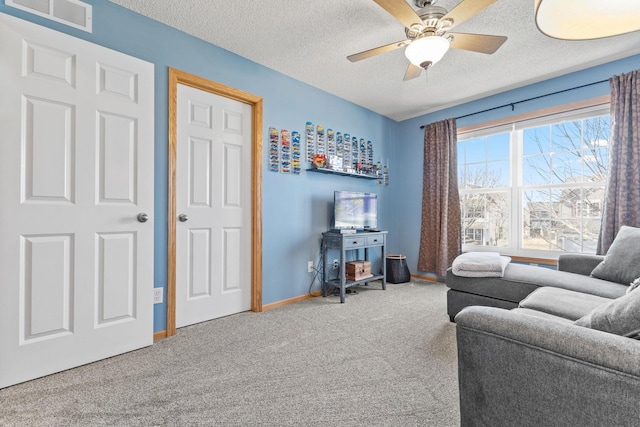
[{"left": 7, "top": 0, "right": 92, "bottom": 32}]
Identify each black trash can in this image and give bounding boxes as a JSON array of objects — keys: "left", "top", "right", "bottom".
[{"left": 386, "top": 254, "right": 410, "bottom": 284}]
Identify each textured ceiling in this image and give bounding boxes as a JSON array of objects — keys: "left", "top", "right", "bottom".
[{"left": 109, "top": 0, "right": 640, "bottom": 121}]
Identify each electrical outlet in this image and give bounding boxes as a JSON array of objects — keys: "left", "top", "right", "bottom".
[
  {"left": 153, "top": 287, "right": 163, "bottom": 304},
  {"left": 332, "top": 259, "right": 339, "bottom": 270},
  {"left": 307, "top": 261, "right": 314, "bottom": 273}
]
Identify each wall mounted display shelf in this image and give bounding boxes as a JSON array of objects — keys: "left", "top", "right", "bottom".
[{"left": 306, "top": 167, "right": 378, "bottom": 180}]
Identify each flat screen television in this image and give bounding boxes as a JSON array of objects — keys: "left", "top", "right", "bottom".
[{"left": 334, "top": 191, "right": 378, "bottom": 230}]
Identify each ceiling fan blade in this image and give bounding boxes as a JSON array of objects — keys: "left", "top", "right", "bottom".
[
  {"left": 441, "top": 0, "right": 497, "bottom": 30},
  {"left": 448, "top": 33, "right": 507, "bottom": 54},
  {"left": 347, "top": 40, "right": 409, "bottom": 62},
  {"left": 403, "top": 63, "right": 422, "bottom": 81},
  {"left": 373, "top": 0, "right": 423, "bottom": 29}
]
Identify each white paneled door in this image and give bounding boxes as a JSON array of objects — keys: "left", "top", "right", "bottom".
[
  {"left": 0, "top": 14, "right": 154, "bottom": 388},
  {"left": 176, "top": 84, "right": 252, "bottom": 328}
]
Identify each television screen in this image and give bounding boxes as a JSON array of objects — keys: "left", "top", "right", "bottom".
[{"left": 334, "top": 191, "right": 377, "bottom": 230}]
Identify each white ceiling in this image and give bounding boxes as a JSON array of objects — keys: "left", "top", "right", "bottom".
[{"left": 109, "top": 0, "right": 640, "bottom": 121}]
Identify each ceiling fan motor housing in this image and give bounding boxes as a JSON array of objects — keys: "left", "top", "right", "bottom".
[
  {"left": 414, "top": 0, "right": 436, "bottom": 8},
  {"left": 405, "top": 5, "right": 449, "bottom": 39}
]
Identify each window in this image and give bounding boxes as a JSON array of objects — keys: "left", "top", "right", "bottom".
[
  {"left": 458, "top": 105, "right": 610, "bottom": 257},
  {"left": 458, "top": 133, "right": 511, "bottom": 248}
]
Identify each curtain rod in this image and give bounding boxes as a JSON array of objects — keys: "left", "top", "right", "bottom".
[{"left": 419, "top": 79, "right": 609, "bottom": 129}]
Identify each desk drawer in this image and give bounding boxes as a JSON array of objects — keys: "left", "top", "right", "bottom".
[
  {"left": 343, "top": 236, "right": 366, "bottom": 248},
  {"left": 366, "top": 235, "right": 384, "bottom": 246}
]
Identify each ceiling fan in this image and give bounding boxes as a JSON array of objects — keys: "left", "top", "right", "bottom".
[{"left": 348, "top": 0, "right": 507, "bottom": 80}]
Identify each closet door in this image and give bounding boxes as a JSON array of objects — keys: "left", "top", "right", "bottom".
[
  {"left": 0, "top": 13, "right": 155, "bottom": 388},
  {"left": 175, "top": 83, "right": 252, "bottom": 328}
]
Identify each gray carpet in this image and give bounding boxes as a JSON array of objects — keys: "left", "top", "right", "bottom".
[{"left": 0, "top": 280, "right": 460, "bottom": 426}]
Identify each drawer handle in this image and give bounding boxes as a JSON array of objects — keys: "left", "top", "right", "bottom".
[
  {"left": 352, "top": 241, "right": 358, "bottom": 245},
  {"left": 372, "top": 239, "right": 378, "bottom": 242}
]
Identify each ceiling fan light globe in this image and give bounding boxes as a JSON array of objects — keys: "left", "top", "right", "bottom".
[{"left": 404, "top": 36, "right": 450, "bottom": 67}]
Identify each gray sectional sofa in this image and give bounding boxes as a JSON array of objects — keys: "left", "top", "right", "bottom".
[{"left": 450, "top": 226, "right": 640, "bottom": 426}]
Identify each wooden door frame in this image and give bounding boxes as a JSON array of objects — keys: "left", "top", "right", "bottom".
[{"left": 167, "top": 67, "right": 263, "bottom": 337}]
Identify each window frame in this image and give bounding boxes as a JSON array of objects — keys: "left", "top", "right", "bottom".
[{"left": 457, "top": 96, "right": 610, "bottom": 260}]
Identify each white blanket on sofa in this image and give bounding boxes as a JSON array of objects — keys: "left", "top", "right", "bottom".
[{"left": 452, "top": 252, "right": 511, "bottom": 278}]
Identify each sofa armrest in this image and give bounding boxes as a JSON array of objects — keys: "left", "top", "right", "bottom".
[
  {"left": 455, "top": 306, "right": 640, "bottom": 427},
  {"left": 557, "top": 253, "right": 604, "bottom": 276}
]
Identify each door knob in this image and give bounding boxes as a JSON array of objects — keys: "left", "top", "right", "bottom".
[
  {"left": 137, "top": 213, "right": 149, "bottom": 223},
  {"left": 178, "top": 214, "right": 188, "bottom": 222}
]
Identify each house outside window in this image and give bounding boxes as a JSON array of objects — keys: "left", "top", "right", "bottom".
[{"left": 458, "top": 105, "right": 610, "bottom": 257}]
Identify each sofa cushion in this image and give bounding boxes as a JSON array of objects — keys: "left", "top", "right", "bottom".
[
  {"left": 519, "top": 287, "right": 611, "bottom": 321},
  {"left": 510, "top": 307, "right": 574, "bottom": 324},
  {"left": 591, "top": 225, "right": 640, "bottom": 285},
  {"left": 574, "top": 286, "right": 640, "bottom": 338}
]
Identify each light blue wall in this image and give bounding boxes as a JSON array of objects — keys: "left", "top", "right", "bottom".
[
  {"left": 4, "top": 0, "right": 638, "bottom": 331},
  {"left": 0, "top": 1, "right": 400, "bottom": 332},
  {"left": 393, "top": 54, "right": 640, "bottom": 278}
]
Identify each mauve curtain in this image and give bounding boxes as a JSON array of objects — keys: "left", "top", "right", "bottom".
[
  {"left": 417, "top": 118, "right": 461, "bottom": 276},
  {"left": 597, "top": 70, "right": 640, "bottom": 254}
]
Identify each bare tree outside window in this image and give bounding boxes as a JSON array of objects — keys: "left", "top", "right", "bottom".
[
  {"left": 460, "top": 171, "right": 510, "bottom": 247},
  {"left": 522, "top": 116, "right": 609, "bottom": 253}
]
